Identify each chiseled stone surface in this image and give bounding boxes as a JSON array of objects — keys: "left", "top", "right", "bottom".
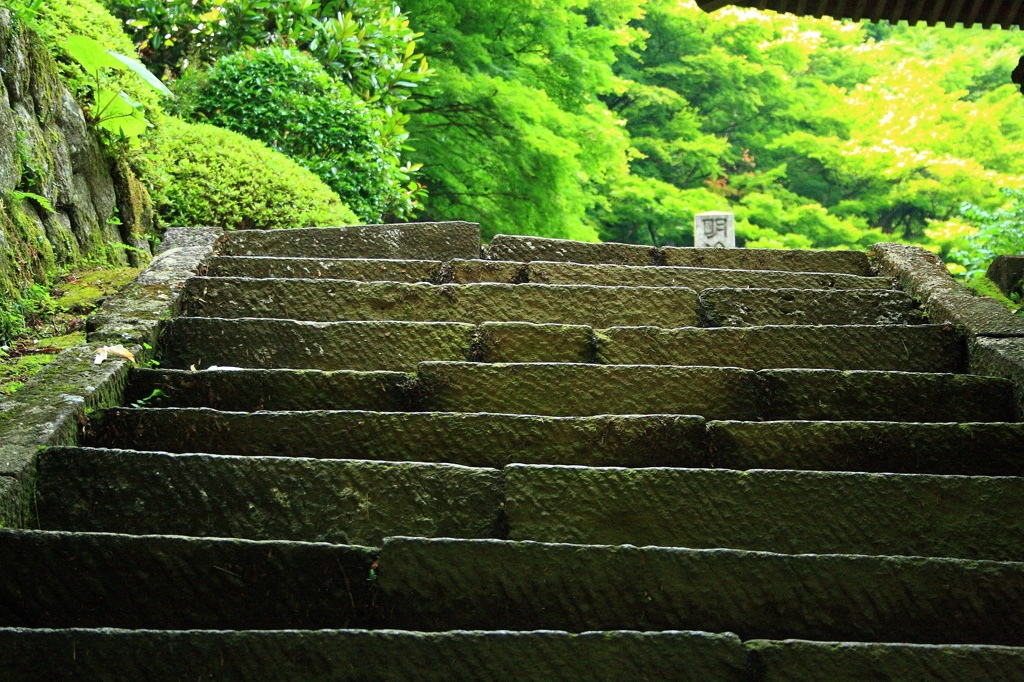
[
  {"left": 202, "top": 256, "right": 444, "bottom": 282},
  {"left": 971, "top": 336, "right": 1024, "bottom": 419},
  {"left": 759, "top": 368, "right": 1016, "bottom": 422},
  {"left": 37, "top": 448, "right": 504, "bottom": 545},
  {"left": 182, "top": 278, "right": 701, "bottom": 328},
  {"left": 159, "top": 318, "right": 477, "bottom": 371},
  {"left": 416, "top": 361, "right": 761, "bottom": 419},
  {"left": 443, "top": 259, "right": 525, "bottom": 284},
  {"left": 0, "top": 529, "right": 377, "bottom": 629},
  {"left": 526, "top": 260, "right": 892, "bottom": 290},
  {"left": 987, "top": 255, "right": 1024, "bottom": 297},
  {"left": 661, "top": 245, "right": 871, "bottom": 275},
  {"left": 378, "top": 537, "right": 1024, "bottom": 644},
  {"left": 123, "top": 368, "right": 416, "bottom": 412},
  {"left": 0, "top": 629, "right": 748, "bottom": 682},
  {"left": 218, "top": 222, "right": 482, "bottom": 260},
  {"left": 698, "top": 288, "right": 924, "bottom": 327},
  {"left": 477, "top": 322, "right": 595, "bottom": 363},
  {"left": 746, "top": 639, "right": 1024, "bottom": 682},
  {"left": 597, "top": 324, "right": 965, "bottom": 372},
  {"left": 707, "top": 421, "right": 1024, "bottom": 476},
  {"left": 487, "top": 235, "right": 659, "bottom": 265},
  {"left": 82, "top": 409, "right": 710, "bottom": 468},
  {"left": 504, "top": 464, "right": 1024, "bottom": 561}
]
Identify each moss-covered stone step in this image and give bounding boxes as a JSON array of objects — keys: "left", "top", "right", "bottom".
[
  {"left": 503, "top": 464, "right": 1024, "bottom": 561},
  {"left": 746, "top": 639, "right": 1024, "bottom": 682},
  {"left": 698, "top": 288, "right": 924, "bottom": 326},
  {"left": 217, "top": 222, "right": 481, "bottom": 260},
  {"left": 417, "top": 362, "right": 762, "bottom": 420},
  {"left": 0, "top": 629, "right": 747, "bottom": 682},
  {"left": 708, "top": 421, "right": 1024, "bottom": 476},
  {"left": 125, "top": 367, "right": 417, "bottom": 412},
  {"left": 760, "top": 369, "right": 1016, "bottom": 422},
  {"left": 159, "top": 318, "right": 477, "bottom": 371},
  {"left": 203, "top": 256, "right": 444, "bottom": 282},
  {"left": 521, "top": 260, "right": 893, "bottom": 290},
  {"left": 125, "top": 366, "right": 1015, "bottom": 423},
  {"left": 597, "top": 324, "right": 964, "bottom": 372},
  {"left": 36, "top": 448, "right": 503, "bottom": 545},
  {"left": 181, "top": 277, "right": 701, "bottom": 328},
  {"left": 82, "top": 408, "right": 709, "bottom": 468},
  {"left": 378, "top": 537, "right": 1024, "bottom": 644},
  {"left": 486, "top": 235, "right": 872, "bottom": 275},
  {"left": 0, "top": 529, "right": 377, "bottom": 630}
]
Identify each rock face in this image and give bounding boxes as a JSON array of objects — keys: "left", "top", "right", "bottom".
[
  {"left": 0, "top": 9, "right": 152, "bottom": 298},
  {"left": 4, "top": 225, "right": 1024, "bottom": 679}
]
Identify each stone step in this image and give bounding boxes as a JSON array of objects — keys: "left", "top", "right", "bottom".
[
  {"left": 697, "top": 288, "right": 923, "bottom": 326},
  {"left": 417, "top": 362, "right": 762, "bottom": 420},
  {"left": 519, "top": 260, "right": 893, "bottom": 290},
  {"left": 36, "top": 448, "right": 503, "bottom": 545},
  {"left": 597, "top": 324, "right": 964, "bottom": 372},
  {"left": 486, "top": 235, "right": 872, "bottom": 275},
  {"left": 159, "top": 318, "right": 477, "bottom": 371},
  {"left": 0, "top": 529, "right": 376, "bottom": 630},
  {"left": 82, "top": 409, "right": 709, "bottom": 467},
  {"left": 0, "top": 628, "right": 748, "bottom": 681},
  {"left": 746, "top": 639, "right": 1024, "bottom": 682},
  {"left": 217, "top": 222, "right": 481, "bottom": 260},
  {"left": 125, "top": 366, "right": 1016, "bottom": 423},
  {"left": 708, "top": 421, "right": 1024, "bottom": 476},
  {"left": 180, "top": 277, "right": 701, "bottom": 328},
  {"left": 377, "top": 537, "right": 1024, "bottom": 644},
  {"left": 203, "top": 256, "right": 444, "bottom": 282},
  {"left": 503, "top": 464, "right": 1024, "bottom": 561}
]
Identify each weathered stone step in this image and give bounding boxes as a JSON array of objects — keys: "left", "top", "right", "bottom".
[
  {"left": 417, "top": 362, "right": 761, "bottom": 420},
  {"left": 36, "top": 448, "right": 503, "bottom": 545},
  {"left": 82, "top": 409, "right": 709, "bottom": 467},
  {"left": 125, "top": 366, "right": 1016, "bottom": 423},
  {"left": 698, "top": 288, "right": 923, "bottom": 326},
  {"left": 159, "top": 318, "right": 477, "bottom": 371},
  {"left": 486, "top": 235, "right": 872, "bottom": 275},
  {"left": 518, "top": 260, "right": 893, "bottom": 290},
  {"left": 0, "top": 529, "right": 376, "bottom": 630},
  {"left": 708, "top": 421, "right": 1024, "bottom": 476},
  {"left": 181, "top": 277, "right": 701, "bottom": 328},
  {"left": 0, "top": 628, "right": 747, "bottom": 681},
  {"left": 203, "top": 256, "right": 444, "bottom": 282},
  {"left": 598, "top": 324, "right": 964, "bottom": 372},
  {"left": 378, "top": 537, "right": 1024, "bottom": 644},
  {"left": 217, "top": 221, "right": 481, "bottom": 259},
  {"left": 503, "top": 464, "right": 1024, "bottom": 561},
  {"left": 746, "top": 639, "right": 1024, "bottom": 682}
]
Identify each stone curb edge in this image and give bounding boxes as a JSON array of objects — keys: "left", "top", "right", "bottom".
[
  {"left": 871, "top": 242, "right": 1024, "bottom": 418},
  {"left": 0, "top": 227, "right": 223, "bottom": 527}
]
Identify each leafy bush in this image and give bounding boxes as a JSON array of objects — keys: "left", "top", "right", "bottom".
[
  {"left": 10, "top": 0, "right": 161, "bottom": 115},
  {"left": 178, "top": 47, "right": 416, "bottom": 221},
  {"left": 142, "top": 117, "right": 358, "bottom": 230},
  {"left": 949, "top": 188, "right": 1024, "bottom": 278}
]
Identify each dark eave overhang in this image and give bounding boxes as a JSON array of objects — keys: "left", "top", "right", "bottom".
[{"left": 696, "top": 1, "right": 1024, "bottom": 30}]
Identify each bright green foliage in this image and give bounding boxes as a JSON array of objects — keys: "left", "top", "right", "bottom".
[
  {"left": 178, "top": 48, "right": 414, "bottom": 221},
  {"left": 10, "top": 0, "right": 162, "bottom": 114},
  {"left": 64, "top": 35, "right": 171, "bottom": 144},
  {"left": 142, "top": 117, "right": 359, "bottom": 230},
  {"left": 940, "top": 189, "right": 1024, "bottom": 279},
  {"left": 402, "top": 0, "right": 645, "bottom": 240}
]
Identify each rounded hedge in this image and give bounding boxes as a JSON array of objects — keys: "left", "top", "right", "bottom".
[
  {"left": 179, "top": 47, "right": 401, "bottom": 222},
  {"left": 143, "top": 117, "right": 358, "bottom": 231}
]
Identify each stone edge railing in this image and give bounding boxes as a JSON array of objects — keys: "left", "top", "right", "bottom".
[
  {"left": 0, "top": 227, "right": 223, "bottom": 528},
  {"left": 871, "top": 242, "right": 1024, "bottom": 418}
]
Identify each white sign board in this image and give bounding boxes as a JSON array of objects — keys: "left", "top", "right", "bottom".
[{"left": 694, "top": 211, "right": 735, "bottom": 248}]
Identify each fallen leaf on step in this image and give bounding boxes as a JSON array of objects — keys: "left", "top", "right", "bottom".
[{"left": 93, "top": 345, "right": 135, "bottom": 365}]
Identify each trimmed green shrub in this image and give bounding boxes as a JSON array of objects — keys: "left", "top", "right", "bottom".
[
  {"left": 143, "top": 117, "right": 358, "bottom": 230},
  {"left": 177, "top": 47, "right": 410, "bottom": 222},
  {"left": 11, "top": 0, "right": 161, "bottom": 114}
]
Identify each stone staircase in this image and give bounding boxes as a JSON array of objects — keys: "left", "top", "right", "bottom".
[{"left": 3, "top": 221, "right": 1024, "bottom": 679}]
